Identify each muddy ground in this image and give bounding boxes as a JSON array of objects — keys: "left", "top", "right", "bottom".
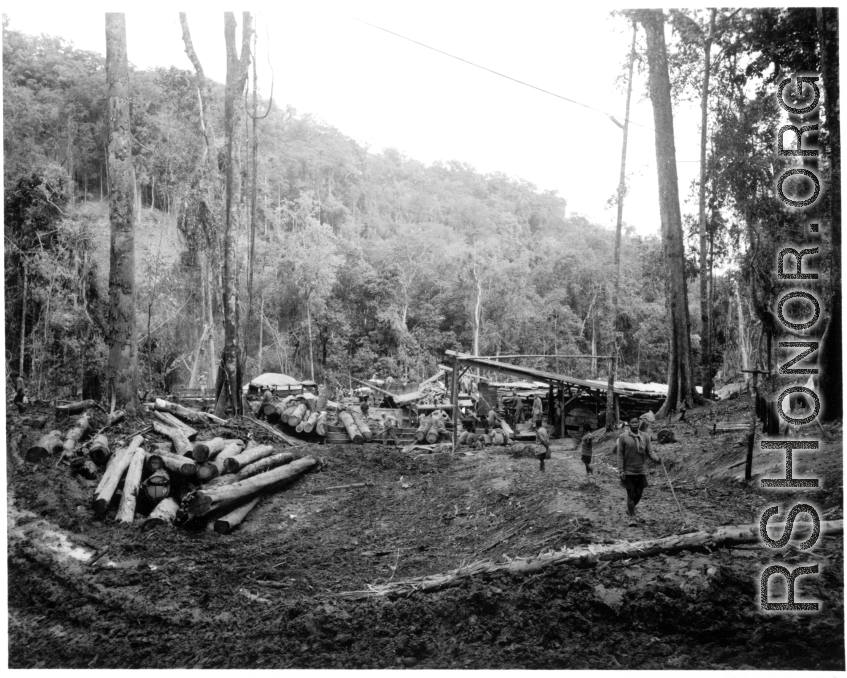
[{"left": 6, "top": 397, "right": 844, "bottom": 669}]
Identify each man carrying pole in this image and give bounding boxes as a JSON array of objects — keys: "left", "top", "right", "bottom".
[{"left": 617, "top": 416, "right": 662, "bottom": 527}]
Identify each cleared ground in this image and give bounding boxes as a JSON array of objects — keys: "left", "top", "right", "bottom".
[{"left": 6, "top": 398, "right": 844, "bottom": 669}]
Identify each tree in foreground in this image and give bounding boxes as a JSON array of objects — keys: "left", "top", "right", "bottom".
[
  {"left": 636, "top": 9, "right": 699, "bottom": 417},
  {"left": 105, "top": 12, "right": 138, "bottom": 413}
]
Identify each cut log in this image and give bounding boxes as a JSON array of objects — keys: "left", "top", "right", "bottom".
[
  {"left": 89, "top": 434, "right": 112, "bottom": 465},
  {"left": 107, "top": 409, "right": 126, "bottom": 427},
  {"left": 93, "top": 435, "right": 143, "bottom": 514},
  {"left": 351, "top": 411, "right": 373, "bottom": 441},
  {"left": 302, "top": 410, "right": 320, "bottom": 433},
  {"left": 152, "top": 441, "right": 174, "bottom": 454},
  {"left": 185, "top": 456, "right": 317, "bottom": 517},
  {"left": 500, "top": 420, "right": 514, "bottom": 439},
  {"left": 315, "top": 412, "right": 328, "bottom": 436},
  {"left": 279, "top": 402, "right": 300, "bottom": 425},
  {"left": 426, "top": 416, "right": 446, "bottom": 444},
  {"left": 152, "top": 421, "right": 192, "bottom": 456},
  {"left": 22, "top": 415, "right": 49, "bottom": 430},
  {"left": 70, "top": 457, "right": 99, "bottom": 480},
  {"left": 143, "top": 468, "right": 171, "bottom": 501},
  {"left": 25, "top": 430, "right": 64, "bottom": 463},
  {"left": 336, "top": 519, "right": 845, "bottom": 599},
  {"left": 264, "top": 396, "right": 295, "bottom": 423},
  {"left": 338, "top": 411, "right": 364, "bottom": 444},
  {"left": 192, "top": 437, "right": 227, "bottom": 463},
  {"left": 152, "top": 411, "right": 198, "bottom": 441},
  {"left": 114, "top": 447, "right": 147, "bottom": 523},
  {"left": 197, "top": 439, "right": 245, "bottom": 480},
  {"left": 62, "top": 414, "right": 90, "bottom": 457},
  {"left": 154, "top": 397, "right": 227, "bottom": 426},
  {"left": 224, "top": 444, "right": 275, "bottom": 474},
  {"left": 144, "top": 450, "right": 197, "bottom": 476},
  {"left": 141, "top": 497, "right": 179, "bottom": 532},
  {"left": 56, "top": 399, "right": 98, "bottom": 417},
  {"left": 205, "top": 451, "right": 296, "bottom": 488},
  {"left": 287, "top": 403, "right": 308, "bottom": 428},
  {"left": 657, "top": 429, "right": 676, "bottom": 444},
  {"left": 214, "top": 496, "right": 262, "bottom": 535}
]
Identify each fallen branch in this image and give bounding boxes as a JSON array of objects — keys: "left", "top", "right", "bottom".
[
  {"left": 244, "top": 416, "right": 299, "bottom": 446},
  {"left": 336, "top": 520, "right": 844, "bottom": 599}
]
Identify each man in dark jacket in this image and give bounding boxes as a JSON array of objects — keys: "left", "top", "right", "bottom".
[{"left": 617, "top": 416, "right": 661, "bottom": 527}]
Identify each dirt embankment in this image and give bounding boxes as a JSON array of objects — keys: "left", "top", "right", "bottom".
[{"left": 7, "top": 398, "right": 844, "bottom": 669}]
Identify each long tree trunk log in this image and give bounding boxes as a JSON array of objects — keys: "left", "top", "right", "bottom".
[
  {"left": 205, "top": 451, "right": 296, "bottom": 488},
  {"left": 89, "top": 434, "right": 112, "bottom": 465},
  {"left": 152, "top": 410, "right": 198, "bottom": 441},
  {"left": 500, "top": 420, "right": 514, "bottom": 439},
  {"left": 302, "top": 411, "right": 320, "bottom": 433},
  {"left": 287, "top": 403, "right": 308, "bottom": 428},
  {"left": 141, "top": 497, "right": 179, "bottom": 531},
  {"left": 143, "top": 468, "right": 171, "bottom": 501},
  {"left": 214, "top": 496, "right": 261, "bottom": 534},
  {"left": 154, "top": 397, "right": 227, "bottom": 426},
  {"left": 224, "top": 444, "right": 275, "bottom": 473},
  {"left": 185, "top": 456, "right": 317, "bottom": 517},
  {"left": 56, "top": 400, "right": 98, "bottom": 417},
  {"left": 197, "top": 439, "right": 245, "bottom": 480},
  {"left": 315, "top": 411, "right": 328, "bottom": 436},
  {"left": 25, "top": 430, "right": 64, "bottom": 463},
  {"left": 338, "top": 410, "right": 364, "bottom": 444},
  {"left": 337, "top": 520, "right": 844, "bottom": 599},
  {"left": 115, "top": 448, "right": 146, "bottom": 523},
  {"left": 192, "top": 437, "right": 227, "bottom": 463},
  {"left": 107, "top": 409, "right": 126, "bottom": 427},
  {"left": 144, "top": 450, "right": 197, "bottom": 476},
  {"left": 62, "top": 414, "right": 90, "bottom": 457},
  {"left": 152, "top": 421, "right": 192, "bottom": 456},
  {"left": 95, "top": 435, "right": 143, "bottom": 515},
  {"left": 351, "top": 411, "right": 373, "bottom": 441}
]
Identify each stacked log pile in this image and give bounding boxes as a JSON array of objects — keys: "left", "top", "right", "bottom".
[{"left": 24, "top": 399, "right": 317, "bottom": 535}]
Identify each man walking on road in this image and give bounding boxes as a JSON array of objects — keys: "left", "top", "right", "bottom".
[{"left": 617, "top": 416, "right": 661, "bottom": 527}]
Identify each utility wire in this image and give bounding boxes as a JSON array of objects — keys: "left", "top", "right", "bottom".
[{"left": 340, "top": 12, "right": 704, "bottom": 154}]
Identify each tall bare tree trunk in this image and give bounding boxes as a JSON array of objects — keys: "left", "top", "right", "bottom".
[
  {"left": 307, "top": 301, "right": 315, "bottom": 382},
  {"left": 216, "top": 11, "right": 253, "bottom": 418},
  {"left": 605, "top": 21, "right": 636, "bottom": 431},
  {"left": 105, "top": 13, "right": 138, "bottom": 414},
  {"left": 698, "top": 9, "right": 716, "bottom": 399},
  {"left": 816, "top": 8, "right": 841, "bottom": 421},
  {"left": 639, "top": 9, "right": 698, "bottom": 418},
  {"left": 735, "top": 280, "right": 749, "bottom": 381},
  {"left": 257, "top": 293, "right": 264, "bottom": 373},
  {"left": 19, "top": 259, "right": 27, "bottom": 375}
]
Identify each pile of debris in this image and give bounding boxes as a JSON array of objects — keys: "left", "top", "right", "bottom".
[{"left": 25, "top": 398, "right": 318, "bottom": 535}]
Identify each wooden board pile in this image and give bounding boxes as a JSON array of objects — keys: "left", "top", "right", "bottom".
[{"left": 25, "top": 398, "right": 318, "bottom": 535}]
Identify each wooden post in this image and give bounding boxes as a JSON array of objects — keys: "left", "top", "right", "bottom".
[
  {"left": 558, "top": 386, "right": 565, "bottom": 438},
  {"left": 614, "top": 393, "right": 620, "bottom": 427},
  {"left": 741, "top": 368, "right": 768, "bottom": 483},
  {"left": 451, "top": 354, "right": 459, "bottom": 454}
]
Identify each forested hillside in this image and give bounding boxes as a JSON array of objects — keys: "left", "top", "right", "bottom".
[{"left": 3, "top": 8, "right": 838, "bottom": 411}]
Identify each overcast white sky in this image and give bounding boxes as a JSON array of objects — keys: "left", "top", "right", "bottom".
[{"left": 6, "top": 3, "right": 712, "bottom": 236}]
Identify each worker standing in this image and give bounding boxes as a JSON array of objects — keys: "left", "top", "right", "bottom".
[
  {"left": 531, "top": 394, "right": 543, "bottom": 429},
  {"left": 535, "top": 423, "right": 551, "bottom": 472},
  {"left": 617, "top": 416, "right": 661, "bottom": 527},
  {"left": 580, "top": 426, "right": 596, "bottom": 483},
  {"left": 10, "top": 371, "right": 26, "bottom": 412},
  {"left": 511, "top": 392, "right": 524, "bottom": 426},
  {"left": 380, "top": 412, "right": 399, "bottom": 446}
]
